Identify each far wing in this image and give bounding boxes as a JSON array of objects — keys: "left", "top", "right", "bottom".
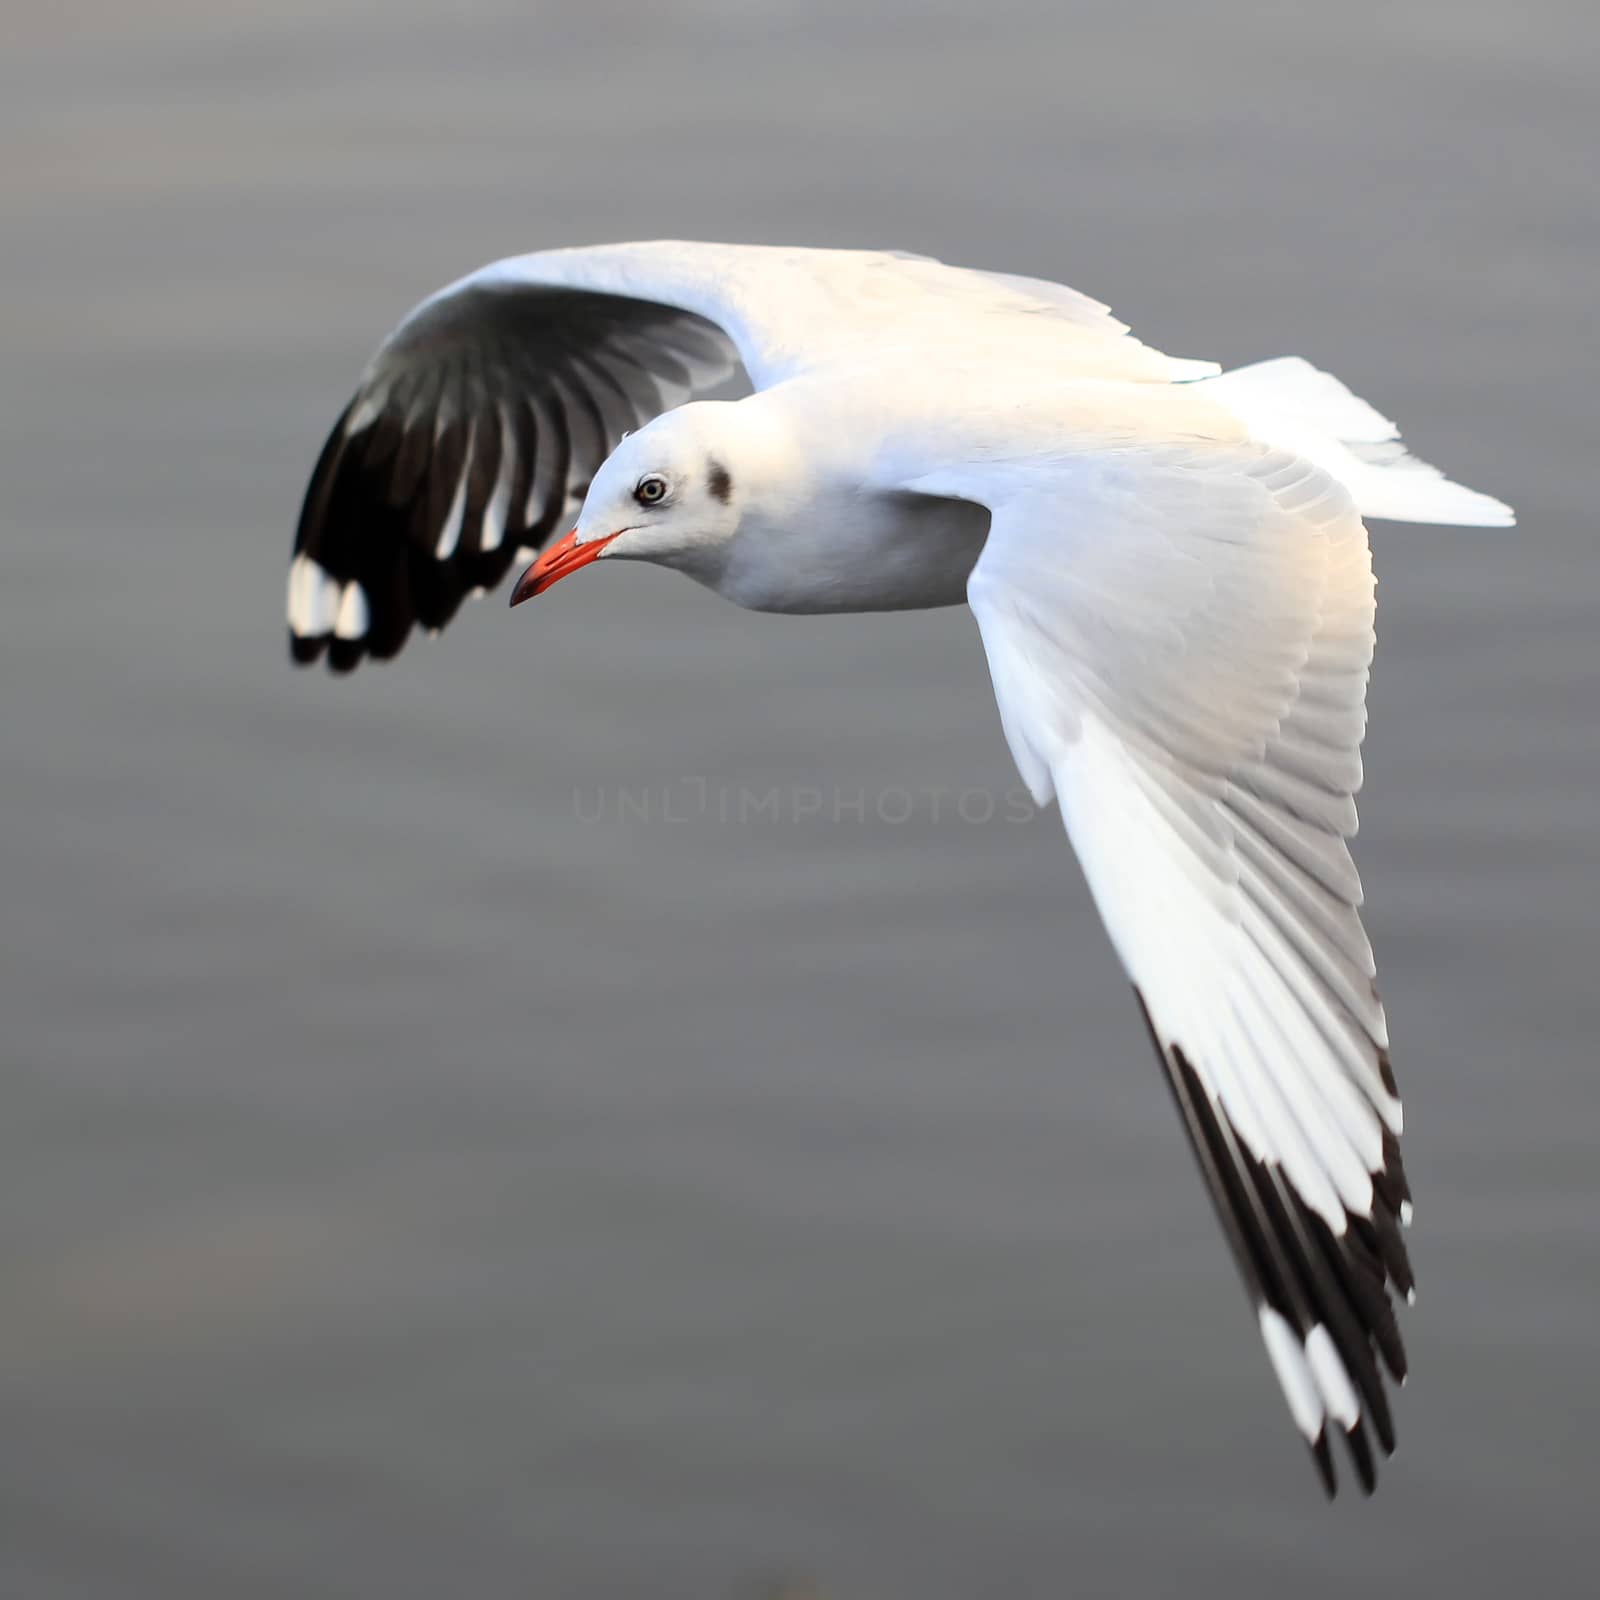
[
  {"left": 957, "top": 444, "right": 1411, "bottom": 1495},
  {"left": 289, "top": 257, "right": 741, "bottom": 670}
]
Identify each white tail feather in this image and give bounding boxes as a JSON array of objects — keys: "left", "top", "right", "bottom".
[{"left": 1201, "top": 356, "right": 1515, "bottom": 527}]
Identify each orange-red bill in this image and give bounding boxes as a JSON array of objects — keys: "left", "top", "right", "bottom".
[{"left": 509, "top": 529, "right": 618, "bottom": 606}]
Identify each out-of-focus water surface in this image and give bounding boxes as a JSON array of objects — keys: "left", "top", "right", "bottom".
[{"left": 4, "top": 3, "right": 1596, "bottom": 1594}]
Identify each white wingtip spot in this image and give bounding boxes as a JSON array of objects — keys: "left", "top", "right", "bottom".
[
  {"left": 1399, "top": 1199, "right": 1414, "bottom": 1227},
  {"left": 1259, "top": 1307, "right": 1324, "bottom": 1441},
  {"left": 287, "top": 554, "right": 341, "bottom": 636},
  {"left": 334, "top": 582, "right": 369, "bottom": 640},
  {"left": 1305, "top": 1324, "right": 1361, "bottom": 1429}
]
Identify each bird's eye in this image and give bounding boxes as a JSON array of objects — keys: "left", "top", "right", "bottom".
[{"left": 634, "top": 474, "right": 669, "bottom": 506}]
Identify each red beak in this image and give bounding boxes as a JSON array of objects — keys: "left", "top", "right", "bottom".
[{"left": 509, "top": 528, "right": 618, "bottom": 606}]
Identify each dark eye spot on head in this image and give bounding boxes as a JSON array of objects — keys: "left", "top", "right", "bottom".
[{"left": 706, "top": 458, "right": 733, "bottom": 505}]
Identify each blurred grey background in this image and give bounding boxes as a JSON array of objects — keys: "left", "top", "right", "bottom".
[{"left": 4, "top": 2, "right": 1596, "bottom": 1595}]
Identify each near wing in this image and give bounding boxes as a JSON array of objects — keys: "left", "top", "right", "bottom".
[
  {"left": 290, "top": 241, "right": 1216, "bottom": 669},
  {"left": 961, "top": 444, "right": 1412, "bottom": 1495}
]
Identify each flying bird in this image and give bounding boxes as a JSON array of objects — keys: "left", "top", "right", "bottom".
[{"left": 288, "top": 241, "right": 1513, "bottom": 1495}]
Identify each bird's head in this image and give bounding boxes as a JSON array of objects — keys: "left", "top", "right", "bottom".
[{"left": 510, "top": 402, "right": 749, "bottom": 604}]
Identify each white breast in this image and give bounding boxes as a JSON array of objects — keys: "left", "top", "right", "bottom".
[{"left": 713, "top": 487, "right": 991, "bottom": 614}]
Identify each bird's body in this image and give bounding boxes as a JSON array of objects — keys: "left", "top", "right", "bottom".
[{"left": 289, "top": 240, "right": 1513, "bottom": 1496}]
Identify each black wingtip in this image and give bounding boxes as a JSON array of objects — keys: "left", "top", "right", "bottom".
[
  {"left": 1310, "top": 1430, "right": 1337, "bottom": 1499},
  {"left": 1131, "top": 983, "right": 1412, "bottom": 1503},
  {"left": 289, "top": 630, "right": 326, "bottom": 667},
  {"left": 326, "top": 637, "right": 365, "bottom": 674},
  {"left": 1345, "top": 1419, "right": 1377, "bottom": 1495}
]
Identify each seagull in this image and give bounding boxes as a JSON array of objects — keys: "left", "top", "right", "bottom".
[{"left": 288, "top": 241, "right": 1513, "bottom": 1496}]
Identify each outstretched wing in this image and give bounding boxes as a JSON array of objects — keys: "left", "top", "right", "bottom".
[
  {"left": 951, "top": 442, "right": 1410, "bottom": 1495},
  {"left": 290, "top": 241, "right": 1217, "bottom": 669}
]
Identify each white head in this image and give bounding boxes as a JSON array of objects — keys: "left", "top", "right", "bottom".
[{"left": 510, "top": 401, "right": 762, "bottom": 603}]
